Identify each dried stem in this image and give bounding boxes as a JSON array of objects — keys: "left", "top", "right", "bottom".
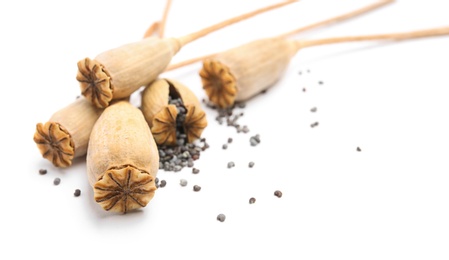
[
  {"left": 143, "top": 22, "right": 160, "bottom": 39},
  {"left": 176, "top": 0, "right": 298, "bottom": 47},
  {"left": 159, "top": 0, "right": 172, "bottom": 38},
  {"left": 164, "top": 0, "right": 393, "bottom": 71},
  {"left": 142, "top": 0, "right": 172, "bottom": 38},
  {"left": 276, "top": 0, "right": 394, "bottom": 38},
  {"left": 297, "top": 26, "right": 449, "bottom": 49}
]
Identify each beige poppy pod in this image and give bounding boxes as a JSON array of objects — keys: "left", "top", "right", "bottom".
[
  {"left": 141, "top": 78, "right": 207, "bottom": 146},
  {"left": 199, "top": 37, "right": 299, "bottom": 109},
  {"left": 86, "top": 101, "right": 159, "bottom": 213},
  {"left": 33, "top": 97, "right": 103, "bottom": 167},
  {"left": 77, "top": 37, "right": 181, "bottom": 109}
]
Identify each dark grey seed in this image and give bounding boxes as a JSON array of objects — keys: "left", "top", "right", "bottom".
[
  {"left": 76, "top": 95, "right": 80, "bottom": 99},
  {"left": 249, "top": 197, "right": 256, "bottom": 204},
  {"left": 310, "top": 122, "right": 319, "bottom": 128},
  {"left": 318, "top": 81, "right": 323, "bottom": 85},
  {"left": 302, "top": 88, "right": 306, "bottom": 92},
  {"left": 242, "top": 125, "right": 249, "bottom": 133},
  {"left": 298, "top": 71, "right": 302, "bottom": 75},
  {"left": 193, "top": 185, "right": 201, "bottom": 192},
  {"left": 227, "top": 162, "right": 235, "bottom": 168},
  {"left": 39, "top": 169, "right": 47, "bottom": 175},
  {"left": 310, "top": 107, "right": 317, "bottom": 112},
  {"left": 357, "top": 147, "right": 361, "bottom": 152},
  {"left": 222, "top": 144, "right": 228, "bottom": 150},
  {"left": 180, "top": 179, "right": 188, "bottom": 187},
  {"left": 250, "top": 135, "right": 261, "bottom": 146},
  {"left": 155, "top": 178, "right": 159, "bottom": 184},
  {"left": 192, "top": 168, "right": 200, "bottom": 174},
  {"left": 227, "top": 138, "right": 233, "bottom": 143},
  {"left": 217, "top": 213, "right": 226, "bottom": 222},
  {"left": 248, "top": 162, "right": 255, "bottom": 168},
  {"left": 53, "top": 178, "right": 61, "bottom": 185},
  {"left": 159, "top": 180, "right": 167, "bottom": 188},
  {"left": 274, "top": 190, "right": 283, "bottom": 198},
  {"left": 74, "top": 189, "right": 81, "bottom": 197}
]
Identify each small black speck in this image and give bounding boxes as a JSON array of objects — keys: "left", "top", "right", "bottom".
[
  {"left": 310, "top": 122, "right": 319, "bottom": 128},
  {"left": 302, "top": 88, "right": 306, "bottom": 92},
  {"left": 227, "top": 162, "right": 235, "bottom": 168},
  {"left": 222, "top": 144, "right": 228, "bottom": 150},
  {"left": 357, "top": 147, "right": 362, "bottom": 152},
  {"left": 53, "top": 178, "right": 61, "bottom": 186},
  {"left": 192, "top": 168, "right": 200, "bottom": 174},
  {"left": 274, "top": 190, "right": 282, "bottom": 198},
  {"left": 39, "top": 169, "right": 47, "bottom": 175},
  {"left": 193, "top": 185, "right": 201, "bottom": 192},
  {"left": 310, "top": 107, "right": 317, "bottom": 112},
  {"left": 248, "top": 162, "right": 255, "bottom": 168},
  {"left": 159, "top": 180, "right": 167, "bottom": 188},
  {"left": 249, "top": 197, "right": 256, "bottom": 204},
  {"left": 74, "top": 189, "right": 81, "bottom": 197},
  {"left": 227, "top": 138, "right": 233, "bottom": 144},
  {"left": 318, "top": 81, "right": 323, "bottom": 85},
  {"left": 217, "top": 213, "right": 226, "bottom": 222}
]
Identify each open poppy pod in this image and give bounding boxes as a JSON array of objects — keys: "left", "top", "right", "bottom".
[{"left": 141, "top": 78, "right": 208, "bottom": 146}]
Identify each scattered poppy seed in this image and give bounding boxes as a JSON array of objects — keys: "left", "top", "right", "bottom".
[
  {"left": 53, "top": 178, "right": 61, "bottom": 185},
  {"left": 302, "top": 88, "right": 306, "bottom": 92},
  {"left": 227, "top": 138, "right": 233, "bottom": 143},
  {"left": 248, "top": 162, "right": 255, "bottom": 168},
  {"left": 250, "top": 134, "right": 261, "bottom": 146},
  {"left": 217, "top": 214, "right": 226, "bottom": 222},
  {"left": 318, "top": 81, "right": 323, "bottom": 85},
  {"left": 249, "top": 197, "right": 256, "bottom": 204},
  {"left": 180, "top": 179, "right": 188, "bottom": 187},
  {"left": 39, "top": 169, "right": 47, "bottom": 175},
  {"left": 222, "top": 144, "right": 228, "bottom": 150},
  {"left": 192, "top": 168, "right": 200, "bottom": 174},
  {"left": 74, "top": 189, "right": 81, "bottom": 197},
  {"left": 159, "top": 180, "right": 167, "bottom": 188},
  {"left": 357, "top": 147, "right": 362, "bottom": 152},
  {"left": 274, "top": 190, "right": 283, "bottom": 198},
  {"left": 193, "top": 185, "right": 201, "bottom": 192},
  {"left": 227, "top": 162, "right": 235, "bottom": 168},
  {"left": 310, "top": 122, "right": 319, "bottom": 128},
  {"left": 310, "top": 107, "right": 317, "bottom": 112}
]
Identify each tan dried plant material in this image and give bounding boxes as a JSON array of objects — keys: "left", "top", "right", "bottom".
[
  {"left": 33, "top": 97, "right": 103, "bottom": 167},
  {"left": 76, "top": 0, "right": 298, "bottom": 108},
  {"left": 87, "top": 101, "right": 159, "bottom": 214},
  {"left": 166, "top": 0, "right": 396, "bottom": 108},
  {"left": 141, "top": 78, "right": 207, "bottom": 146},
  {"left": 197, "top": 0, "right": 401, "bottom": 108},
  {"left": 200, "top": 24, "right": 449, "bottom": 108}
]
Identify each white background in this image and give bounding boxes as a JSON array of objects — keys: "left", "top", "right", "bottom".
[{"left": 1, "top": 0, "right": 449, "bottom": 259}]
